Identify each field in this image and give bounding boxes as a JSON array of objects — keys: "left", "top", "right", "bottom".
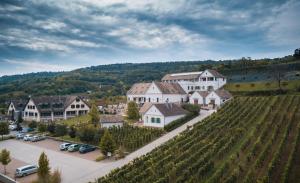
[{"left": 97, "top": 96, "right": 300, "bottom": 183}]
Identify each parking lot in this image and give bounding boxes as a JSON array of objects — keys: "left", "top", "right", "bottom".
[{"left": 0, "top": 139, "right": 103, "bottom": 183}]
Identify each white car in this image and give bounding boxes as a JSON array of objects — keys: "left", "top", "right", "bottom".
[
  {"left": 15, "top": 133, "right": 25, "bottom": 140},
  {"left": 15, "top": 165, "right": 38, "bottom": 177},
  {"left": 31, "top": 135, "right": 46, "bottom": 142},
  {"left": 23, "top": 134, "right": 34, "bottom": 141},
  {"left": 9, "top": 124, "right": 17, "bottom": 130},
  {"left": 60, "top": 143, "right": 71, "bottom": 151}
]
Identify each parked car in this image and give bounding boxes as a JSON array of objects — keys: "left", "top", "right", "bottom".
[
  {"left": 31, "top": 135, "right": 46, "bottom": 142},
  {"left": 79, "top": 144, "right": 96, "bottom": 154},
  {"left": 22, "top": 127, "right": 34, "bottom": 133},
  {"left": 23, "top": 134, "right": 34, "bottom": 141},
  {"left": 68, "top": 144, "right": 80, "bottom": 152},
  {"left": 15, "top": 165, "right": 38, "bottom": 177},
  {"left": 15, "top": 133, "right": 25, "bottom": 140},
  {"left": 9, "top": 124, "right": 17, "bottom": 131},
  {"left": 60, "top": 143, "right": 72, "bottom": 151}
]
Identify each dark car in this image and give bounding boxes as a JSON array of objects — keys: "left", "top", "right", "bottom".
[{"left": 79, "top": 144, "right": 96, "bottom": 154}]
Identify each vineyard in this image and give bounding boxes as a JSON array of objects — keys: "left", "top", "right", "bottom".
[
  {"left": 97, "top": 96, "right": 300, "bottom": 183},
  {"left": 109, "top": 124, "right": 165, "bottom": 152}
]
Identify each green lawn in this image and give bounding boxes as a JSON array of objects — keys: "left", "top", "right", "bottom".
[
  {"left": 58, "top": 115, "right": 91, "bottom": 126},
  {"left": 225, "top": 80, "right": 300, "bottom": 92}
]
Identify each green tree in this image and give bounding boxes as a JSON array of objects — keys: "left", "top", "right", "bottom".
[
  {"left": 68, "top": 126, "right": 76, "bottom": 138},
  {"left": 0, "top": 122, "right": 9, "bottom": 140},
  {"left": 38, "top": 123, "right": 47, "bottom": 132},
  {"left": 100, "top": 129, "right": 116, "bottom": 156},
  {"left": 38, "top": 152, "right": 51, "bottom": 182},
  {"left": 89, "top": 104, "right": 100, "bottom": 126},
  {"left": 0, "top": 149, "right": 11, "bottom": 175},
  {"left": 54, "top": 124, "right": 67, "bottom": 137},
  {"left": 127, "top": 101, "right": 139, "bottom": 120}
]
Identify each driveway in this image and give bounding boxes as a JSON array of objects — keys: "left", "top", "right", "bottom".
[{"left": 0, "top": 109, "right": 214, "bottom": 183}]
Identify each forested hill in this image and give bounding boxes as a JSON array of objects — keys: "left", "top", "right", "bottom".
[{"left": 0, "top": 55, "right": 299, "bottom": 105}]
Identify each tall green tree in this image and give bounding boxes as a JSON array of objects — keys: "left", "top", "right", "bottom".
[
  {"left": 100, "top": 129, "right": 116, "bottom": 156},
  {"left": 0, "top": 122, "right": 9, "bottom": 140},
  {"left": 68, "top": 125, "right": 76, "bottom": 138},
  {"left": 38, "top": 152, "right": 51, "bottom": 182},
  {"left": 89, "top": 104, "right": 100, "bottom": 126},
  {"left": 127, "top": 101, "right": 139, "bottom": 120},
  {"left": 0, "top": 149, "right": 11, "bottom": 175}
]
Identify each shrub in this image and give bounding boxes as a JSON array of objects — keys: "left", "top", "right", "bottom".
[
  {"left": 68, "top": 126, "right": 76, "bottom": 138},
  {"left": 182, "top": 104, "right": 200, "bottom": 115},
  {"left": 38, "top": 124, "right": 47, "bottom": 132},
  {"left": 28, "top": 121, "right": 37, "bottom": 129},
  {"left": 47, "top": 123, "right": 56, "bottom": 134},
  {"left": 55, "top": 124, "right": 67, "bottom": 137},
  {"left": 77, "top": 126, "right": 97, "bottom": 143},
  {"left": 100, "top": 129, "right": 116, "bottom": 156},
  {"left": 235, "top": 84, "right": 240, "bottom": 88},
  {"left": 250, "top": 83, "right": 255, "bottom": 87},
  {"left": 164, "top": 113, "right": 196, "bottom": 132},
  {"left": 95, "top": 154, "right": 105, "bottom": 162}
]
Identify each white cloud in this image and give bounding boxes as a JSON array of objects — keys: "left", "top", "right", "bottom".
[
  {"left": 35, "top": 20, "right": 67, "bottom": 31},
  {"left": 0, "top": 4, "right": 25, "bottom": 12}
]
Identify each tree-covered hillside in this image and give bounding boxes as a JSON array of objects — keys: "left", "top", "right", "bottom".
[{"left": 0, "top": 55, "right": 299, "bottom": 106}]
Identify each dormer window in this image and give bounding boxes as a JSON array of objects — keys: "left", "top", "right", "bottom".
[{"left": 76, "top": 98, "right": 80, "bottom": 102}]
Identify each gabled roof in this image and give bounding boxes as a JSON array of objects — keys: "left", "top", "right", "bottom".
[
  {"left": 29, "top": 95, "right": 89, "bottom": 113},
  {"left": 139, "top": 102, "right": 153, "bottom": 114},
  {"left": 162, "top": 72, "right": 202, "bottom": 81},
  {"left": 203, "top": 69, "right": 225, "bottom": 78},
  {"left": 127, "top": 83, "right": 151, "bottom": 95},
  {"left": 144, "top": 103, "right": 188, "bottom": 117},
  {"left": 195, "top": 91, "right": 210, "bottom": 98},
  {"left": 153, "top": 82, "right": 186, "bottom": 94},
  {"left": 100, "top": 115, "right": 124, "bottom": 123},
  {"left": 213, "top": 89, "right": 232, "bottom": 99},
  {"left": 9, "top": 99, "right": 27, "bottom": 111}
]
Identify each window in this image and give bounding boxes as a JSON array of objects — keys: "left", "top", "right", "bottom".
[
  {"left": 35, "top": 113, "right": 37, "bottom": 117},
  {"left": 81, "top": 104, "right": 85, "bottom": 108},
  {"left": 188, "top": 86, "right": 190, "bottom": 90},
  {"left": 156, "top": 118, "right": 161, "bottom": 123},
  {"left": 76, "top": 98, "right": 80, "bottom": 102},
  {"left": 71, "top": 105, "right": 75, "bottom": 109},
  {"left": 76, "top": 104, "right": 80, "bottom": 108},
  {"left": 151, "top": 117, "right": 155, "bottom": 123},
  {"left": 191, "top": 86, "right": 194, "bottom": 90},
  {"left": 148, "top": 98, "right": 150, "bottom": 102},
  {"left": 32, "top": 106, "right": 35, "bottom": 109},
  {"left": 157, "top": 98, "right": 159, "bottom": 102}
]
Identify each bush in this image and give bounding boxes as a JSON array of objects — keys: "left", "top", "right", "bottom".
[
  {"left": 68, "top": 126, "right": 76, "bottom": 138},
  {"left": 164, "top": 113, "right": 196, "bottom": 132},
  {"left": 95, "top": 154, "right": 105, "bottom": 162},
  {"left": 47, "top": 123, "right": 56, "bottom": 134},
  {"left": 250, "top": 83, "right": 255, "bottom": 87},
  {"left": 55, "top": 124, "right": 67, "bottom": 137},
  {"left": 182, "top": 104, "right": 200, "bottom": 115},
  {"left": 28, "top": 121, "right": 37, "bottom": 129},
  {"left": 77, "top": 126, "right": 97, "bottom": 143},
  {"left": 38, "top": 124, "right": 47, "bottom": 132}
]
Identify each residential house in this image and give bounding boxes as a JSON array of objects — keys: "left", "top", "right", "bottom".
[
  {"left": 140, "top": 103, "right": 188, "bottom": 128},
  {"left": 190, "top": 89, "right": 232, "bottom": 107},
  {"left": 7, "top": 99, "right": 27, "bottom": 121},
  {"left": 161, "top": 69, "right": 226, "bottom": 93},
  {"left": 127, "top": 81, "right": 187, "bottom": 105},
  {"left": 23, "top": 95, "right": 90, "bottom": 122},
  {"left": 100, "top": 115, "right": 124, "bottom": 128}
]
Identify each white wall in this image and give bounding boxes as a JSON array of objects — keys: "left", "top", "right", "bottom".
[
  {"left": 23, "top": 99, "right": 40, "bottom": 122},
  {"left": 206, "top": 91, "right": 222, "bottom": 106},
  {"left": 64, "top": 98, "right": 90, "bottom": 119},
  {"left": 189, "top": 92, "right": 205, "bottom": 105}
]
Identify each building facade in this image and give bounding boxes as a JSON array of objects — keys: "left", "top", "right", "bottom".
[
  {"left": 127, "top": 81, "right": 188, "bottom": 105},
  {"left": 190, "top": 89, "right": 232, "bottom": 107},
  {"left": 23, "top": 96, "right": 90, "bottom": 122},
  {"left": 161, "top": 69, "right": 226, "bottom": 93}
]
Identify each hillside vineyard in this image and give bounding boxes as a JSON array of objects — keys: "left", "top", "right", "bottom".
[{"left": 97, "top": 96, "right": 300, "bottom": 183}]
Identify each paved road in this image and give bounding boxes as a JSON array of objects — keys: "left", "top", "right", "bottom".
[{"left": 0, "top": 110, "right": 214, "bottom": 183}]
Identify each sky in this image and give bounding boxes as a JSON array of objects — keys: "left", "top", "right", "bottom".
[{"left": 0, "top": 0, "right": 299, "bottom": 76}]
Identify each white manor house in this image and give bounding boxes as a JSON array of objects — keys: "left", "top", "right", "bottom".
[
  {"left": 127, "top": 69, "right": 229, "bottom": 106},
  {"left": 127, "top": 69, "right": 232, "bottom": 127}
]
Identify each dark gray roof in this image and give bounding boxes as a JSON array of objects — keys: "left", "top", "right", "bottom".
[
  {"left": 29, "top": 95, "right": 88, "bottom": 113},
  {"left": 152, "top": 103, "right": 188, "bottom": 117},
  {"left": 9, "top": 100, "right": 27, "bottom": 111}
]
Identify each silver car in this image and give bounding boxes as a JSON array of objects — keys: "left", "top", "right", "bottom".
[
  {"left": 31, "top": 135, "right": 46, "bottom": 142},
  {"left": 15, "top": 165, "right": 38, "bottom": 177},
  {"left": 23, "top": 134, "right": 34, "bottom": 141}
]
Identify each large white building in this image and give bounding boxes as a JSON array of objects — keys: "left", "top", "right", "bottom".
[
  {"left": 161, "top": 69, "right": 226, "bottom": 93},
  {"left": 127, "top": 81, "right": 188, "bottom": 105},
  {"left": 23, "top": 95, "right": 90, "bottom": 122}
]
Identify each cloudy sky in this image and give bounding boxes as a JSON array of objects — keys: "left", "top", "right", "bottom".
[{"left": 0, "top": 0, "right": 299, "bottom": 76}]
